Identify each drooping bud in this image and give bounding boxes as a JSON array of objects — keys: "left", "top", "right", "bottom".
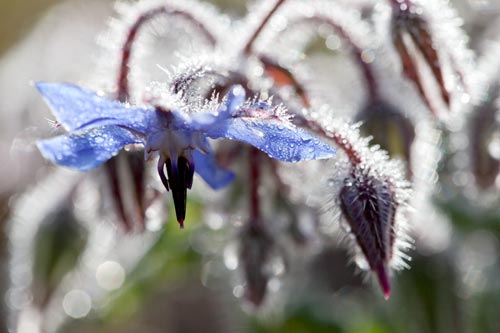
[
  {"left": 239, "top": 221, "right": 275, "bottom": 306},
  {"left": 470, "top": 93, "right": 500, "bottom": 190},
  {"left": 105, "top": 151, "right": 148, "bottom": 232},
  {"left": 391, "top": 0, "right": 456, "bottom": 114},
  {"left": 32, "top": 206, "right": 87, "bottom": 309},
  {"left": 339, "top": 168, "right": 398, "bottom": 299}
]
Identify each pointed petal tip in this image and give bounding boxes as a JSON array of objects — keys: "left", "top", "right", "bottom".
[
  {"left": 178, "top": 219, "right": 184, "bottom": 229},
  {"left": 34, "top": 81, "right": 57, "bottom": 94},
  {"left": 375, "top": 263, "right": 391, "bottom": 300}
]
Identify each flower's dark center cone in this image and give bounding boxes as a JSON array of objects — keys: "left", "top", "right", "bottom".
[
  {"left": 339, "top": 170, "right": 397, "bottom": 299},
  {"left": 158, "top": 156, "right": 195, "bottom": 228}
]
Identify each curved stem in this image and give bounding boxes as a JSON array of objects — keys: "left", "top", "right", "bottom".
[
  {"left": 117, "top": 5, "right": 217, "bottom": 102},
  {"left": 298, "top": 15, "right": 379, "bottom": 102},
  {"left": 243, "top": 0, "right": 288, "bottom": 55},
  {"left": 266, "top": 75, "right": 363, "bottom": 165}
]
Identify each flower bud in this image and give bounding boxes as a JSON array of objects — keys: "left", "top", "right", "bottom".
[
  {"left": 470, "top": 94, "right": 500, "bottom": 190},
  {"left": 239, "top": 221, "right": 275, "bottom": 306},
  {"left": 32, "top": 206, "right": 87, "bottom": 308},
  {"left": 339, "top": 168, "right": 398, "bottom": 299}
]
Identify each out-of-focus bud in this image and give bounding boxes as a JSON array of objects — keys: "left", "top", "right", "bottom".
[
  {"left": 357, "top": 100, "right": 415, "bottom": 177},
  {"left": 391, "top": 0, "right": 453, "bottom": 114},
  {"left": 105, "top": 150, "right": 148, "bottom": 232},
  {"left": 239, "top": 221, "right": 276, "bottom": 306},
  {"left": 32, "top": 206, "right": 87, "bottom": 309},
  {"left": 470, "top": 93, "right": 500, "bottom": 190},
  {"left": 338, "top": 168, "right": 398, "bottom": 299}
]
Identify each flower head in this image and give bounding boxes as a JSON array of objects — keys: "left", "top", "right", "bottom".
[{"left": 36, "top": 82, "right": 335, "bottom": 227}]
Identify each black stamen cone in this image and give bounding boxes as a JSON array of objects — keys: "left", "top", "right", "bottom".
[
  {"left": 165, "top": 156, "right": 194, "bottom": 228},
  {"left": 339, "top": 169, "right": 397, "bottom": 299}
]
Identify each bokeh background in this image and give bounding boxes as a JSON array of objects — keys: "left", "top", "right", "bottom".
[{"left": 1, "top": 0, "right": 500, "bottom": 332}]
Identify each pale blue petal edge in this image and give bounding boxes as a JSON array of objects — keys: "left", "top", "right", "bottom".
[
  {"left": 193, "top": 150, "right": 235, "bottom": 189},
  {"left": 36, "top": 82, "right": 160, "bottom": 135},
  {"left": 37, "top": 126, "right": 141, "bottom": 171},
  {"left": 202, "top": 117, "right": 335, "bottom": 162}
]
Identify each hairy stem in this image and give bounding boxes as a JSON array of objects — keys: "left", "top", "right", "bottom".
[
  {"left": 243, "top": 0, "right": 288, "bottom": 55},
  {"left": 299, "top": 15, "right": 379, "bottom": 102},
  {"left": 117, "top": 5, "right": 217, "bottom": 101},
  {"left": 293, "top": 115, "right": 363, "bottom": 165},
  {"left": 249, "top": 147, "right": 262, "bottom": 223}
]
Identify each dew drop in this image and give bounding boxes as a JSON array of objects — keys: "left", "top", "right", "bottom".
[
  {"left": 301, "top": 135, "right": 312, "bottom": 144},
  {"left": 62, "top": 290, "right": 91, "bottom": 319}
]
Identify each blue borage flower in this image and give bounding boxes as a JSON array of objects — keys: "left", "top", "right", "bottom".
[{"left": 36, "top": 83, "right": 335, "bottom": 227}]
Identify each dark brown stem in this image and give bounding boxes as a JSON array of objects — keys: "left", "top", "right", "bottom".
[
  {"left": 105, "top": 158, "right": 132, "bottom": 232},
  {"left": 265, "top": 71, "right": 363, "bottom": 165},
  {"left": 300, "top": 16, "right": 379, "bottom": 102},
  {"left": 389, "top": 0, "right": 413, "bottom": 7},
  {"left": 117, "top": 6, "right": 217, "bottom": 102},
  {"left": 249, "top": 147, "right": 261, "bottom": 222},
  {"left": 243, "top": 0, "right": 287, "bottom": 55}
]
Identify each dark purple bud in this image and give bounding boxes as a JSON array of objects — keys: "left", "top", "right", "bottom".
[
  {"left": 357, "top": 100, "right": 415, "bottom": 178},
  {"left": 470, "top": 91, "right": 500, "bottom": 189},
  {"left": 339, "top": 168, "right": 398, "bottom": 299},
  {"left": 239, "top": 221, "right": 274, "bottom": 306},
  {"left": 163, "top": 155, "right": 195, "bottom": 228},
  {"left": 391, "top": 2, "right": 450, "bottom": 114},
  {"left": 33, "top": 206, "right": 87, "bottom": 309},
  {"left": 105, "top": 151, "right": 148, "bottom": 232}
]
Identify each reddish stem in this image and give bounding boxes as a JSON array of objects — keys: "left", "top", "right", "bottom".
[
  {"left": 293, "top": 115, "right": 363, "bottom": 165},
  {"left": 299, "top": 15, "right": 379, "bottom": 102},
  {"left": 389, "top": 0, "right": 414, "bottom": 8},
  {"left": 249, "top": 147, "right": 261, "bottom": 222},
  {"left": 117, "top": 6, "right": 217, "bottom": 102},
  {"left": 243, "top": 0, "right": 288, "bottom": 55}
]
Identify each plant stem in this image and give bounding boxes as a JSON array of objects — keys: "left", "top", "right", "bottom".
[
  {"left": 243, "top": 0, "right": 287, "bottom": 55},
  {"left": 117, "top": 6, "right": 217, "bottom": 102},
  {"left": 389, "top": 0, "right": 413, "bottom": 8},
  {"left": 299, "top": 15, "right": 379, "bottom": 102},
  {"left": 293, "top": 115, "right": 363, "bottom": 166},
  {"left": 249, "top": 147, "right": 262, "bottom": 223}
]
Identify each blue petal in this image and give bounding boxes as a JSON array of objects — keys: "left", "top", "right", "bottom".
[
  {"left": 193, "top": 150, "right": 235, "bottom": 189},
  {"left": 36, "top": 82, "right": 160, "bottom": 135},
  {"left": 203, "top": 118, "right": 335, "bottom": 162},
  {"left": 37, "top": 126, "right": 141, "bottom": 171}
]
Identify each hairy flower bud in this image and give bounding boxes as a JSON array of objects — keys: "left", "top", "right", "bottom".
[
  {"left": 339, "top": 168, "right": 398, "bottom": 299},
  {"left": 239, "top": 221, "right": 276, "bottom": 306},
  {"left": 470, "top": 94, "right": 500, "bottom": 190},
  {"left": 32, "top": 206, "right": 87, "bottom": 308},
  {"left": 389, "top": 0, "right": 471, "bottom": 115}
]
